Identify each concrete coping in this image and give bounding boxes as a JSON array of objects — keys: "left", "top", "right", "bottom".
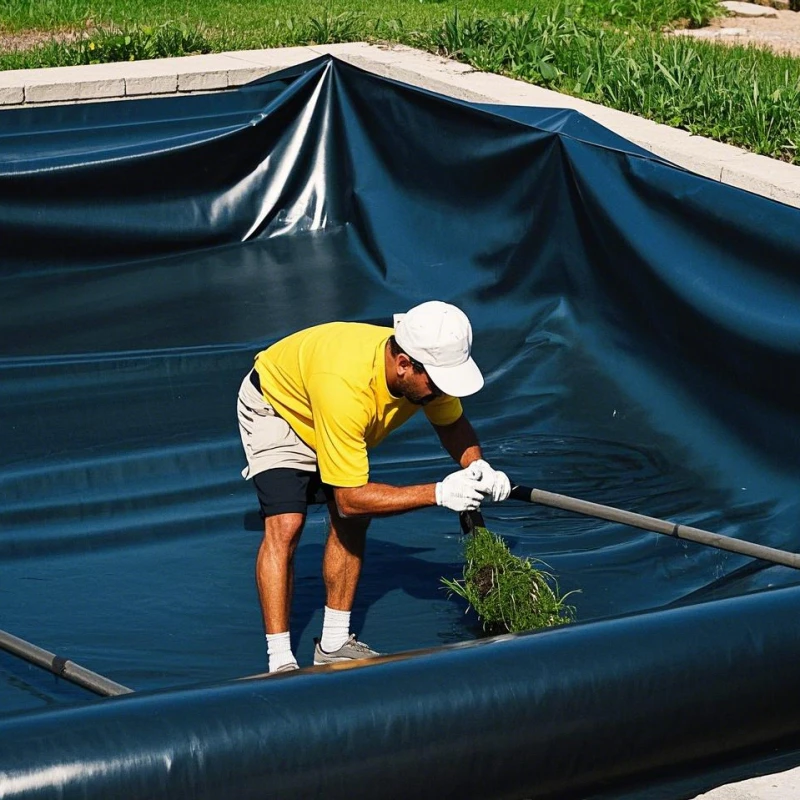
[{"left": 0, "top": 41, "right": 799, "bottom": 208}]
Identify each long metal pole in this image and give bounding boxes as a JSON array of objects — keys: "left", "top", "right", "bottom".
[
  {"left": 0, "top": 629, "right": 133, "bottom": 697},
  {"left": 509, "top": 484, "right": 800, "bottom": 570}
]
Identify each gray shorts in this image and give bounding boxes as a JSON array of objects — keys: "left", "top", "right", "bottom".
[{"left": 237, "top": 371, "right": 318, "bottom": 480}]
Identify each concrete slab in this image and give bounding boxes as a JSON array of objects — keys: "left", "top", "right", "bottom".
[
  {"left": 695, "top": 766, "right": 800, "bottom": 798},
  {"left": 0, "top": 84, "right": 24, "bottom": 105},
  {"left": 221, "top": 45, "right": 328, "bottom": 68},
  {"left": 721, "top": 0, "right": 779, "bottom": 15}
]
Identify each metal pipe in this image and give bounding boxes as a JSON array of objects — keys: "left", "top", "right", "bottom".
[
  {"left": 510, "top": 484, "right": 800, "bottom": 570},
  {"left": 0, "top": 629, "right": 133, "bottom": 697}
]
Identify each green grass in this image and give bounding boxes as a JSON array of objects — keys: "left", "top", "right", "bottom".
[
  {"left": 0, "top": 0, "right": 715, "bottom": 33},
  {"left": 431, "top": 7, "right": 800, "bottom": 162},
  {"left": 1, "top": 0, "right": 799, "bottom": 163},
  {"left": 442, "top": 526, "right": 576, "bottom": 635}
]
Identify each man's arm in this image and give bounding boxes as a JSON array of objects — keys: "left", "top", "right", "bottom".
[
  {"left": 334, "top": 482, "right": 436, "bottom": 518},
  {"left": 432, "top": 414, "right": 482, "bottom": 468},
  {"left": 333, "top": 416, "right": 487, "bottom": 518}
]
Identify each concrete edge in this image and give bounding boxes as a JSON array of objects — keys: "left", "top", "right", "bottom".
[
  {"left": 0, "top": 41, "right": 799, "bottom": 207},
  {"left": 1, "top": 41, "right": 799, "bottom": 207}
]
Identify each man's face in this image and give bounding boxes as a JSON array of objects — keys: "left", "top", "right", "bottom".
[{"left": 399, "top": 364, "right": 444, "bottom": 406}]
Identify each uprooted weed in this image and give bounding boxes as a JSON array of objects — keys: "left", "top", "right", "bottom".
[{"left": 442, "top": 525, "right": 577, "bottom": 635}]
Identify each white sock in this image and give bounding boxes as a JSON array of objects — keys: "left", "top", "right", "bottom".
[
  {"left": 320, "top": 606, "right": 351, "bottom": 653},
  {"left": 266, "top": 632, "right": 297, "bottom": 672}
]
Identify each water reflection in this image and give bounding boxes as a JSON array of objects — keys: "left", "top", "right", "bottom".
[{"left": 467, "top": 434, "right": 800, "bottom": 620}]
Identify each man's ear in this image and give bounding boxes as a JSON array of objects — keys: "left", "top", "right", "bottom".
[{"left": 395, "top": 353, "right": 414, "bottom": 376}]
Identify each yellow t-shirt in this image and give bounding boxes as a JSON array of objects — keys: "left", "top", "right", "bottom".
[{"left": 253, "top": 322, "right": 463, "bottom": 487}]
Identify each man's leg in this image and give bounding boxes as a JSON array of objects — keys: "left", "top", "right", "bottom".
[
  {"left": 238, "top": 371, "right": 321, "bottom": 671},
  {"left": 314, "top": 504, "right": 381, "bottom": 664},
  {"left": 322, "top": 503, "right": 369, "bottom": 613},
  {"left": 257, "top": 512, "right": 305, "bottom": 672}
]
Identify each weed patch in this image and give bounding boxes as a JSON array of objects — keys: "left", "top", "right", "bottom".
[{"left": 442, "top": 526, "right": 576, "bottom": 635}]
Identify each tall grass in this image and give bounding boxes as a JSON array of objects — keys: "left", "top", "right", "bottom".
[
  {"left": 430, "top": 7, "right": 800, "bottom": 162},
  {"left": 578, "top": 0, "right": 720, "bottom": 28},
  {"left": 0, "top": 0, "right": 720, "bottom": 33}
]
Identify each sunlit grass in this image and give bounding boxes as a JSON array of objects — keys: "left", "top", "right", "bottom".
[
  {"left": 430, "top": 7, "right": 800, "bottom": 162},
  {"left": 0, "top": 0, "right": 717, "bottom": 38},
  {"left": 442, "top": 526, "right": 577, "bottom": 635}
]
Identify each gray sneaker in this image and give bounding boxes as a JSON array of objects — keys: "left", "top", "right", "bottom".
[
  {"left": 314, "top": 634, "right": 381, "bottom": 665},
  {"left": 272, "top": 662, "right": 299, "bottom": 674}
]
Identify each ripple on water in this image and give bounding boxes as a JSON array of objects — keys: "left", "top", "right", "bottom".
[{"left": 472, "top": 434, "right": 797, "bottom": 619}]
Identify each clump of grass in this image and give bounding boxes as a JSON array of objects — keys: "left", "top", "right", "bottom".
[
  {"left": 442, "top": 526, "right": 576, "bottom": 635},
  {"left": 82, "top": 22, "right": 211, "bottom": 64},
  {"left": 72, "top": 22, "right": 212, "bottom": 64},
  {"left": 577, "top": 0, "right": 721, "bottom": 29}
]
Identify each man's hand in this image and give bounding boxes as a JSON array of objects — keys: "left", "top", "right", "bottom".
[
  {"left": 436, "top": 467, "right": 484, "bottom": 512},
  {"left": 470, "top": 459, "right": 511, "bottom": 502}
]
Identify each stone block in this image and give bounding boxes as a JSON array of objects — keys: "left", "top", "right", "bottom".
[
  {"left": 227, "top": 67, "right": 275, "bottom": 87},
  {"left": 126, "top": 74, "right": 179, "bottom": 96},
  {"left": 720, "top": 0, "right": 778, "bottom": 15},
  {"left": 178, "top": 70, "right": 229, "bottom": 92},
  {"left": 0, "top": 85, "right": 24, "bottom": 105},
  {"left": 221, "top": 46, "right": 320, "bottom": 70},
  {"left": 25, "top": 78, "right": 125, "bottom": 104}
]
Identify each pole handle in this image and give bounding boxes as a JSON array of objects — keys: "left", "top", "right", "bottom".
[
  {"left": 0, "top": 629, "right": 133, "bottom": 697},
  {"left": 510, "top": 484, "right": 800, "bottom": 570}
]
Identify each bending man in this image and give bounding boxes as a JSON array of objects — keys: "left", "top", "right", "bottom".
[{"left": 236, "top": 300, "right": 510, "bottom": 672}]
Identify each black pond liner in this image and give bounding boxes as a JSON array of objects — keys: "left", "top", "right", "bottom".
[{"left": 1, "top": 55, "right": 800, "bottom": 799}]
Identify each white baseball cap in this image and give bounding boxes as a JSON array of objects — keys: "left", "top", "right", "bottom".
[{"left": 393, "top": 300, "right": 484, "bottom": 397}]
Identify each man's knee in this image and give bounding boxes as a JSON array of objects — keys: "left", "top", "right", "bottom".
[{"left": 263, "top": 513, "right": 305, "bottom": 555}]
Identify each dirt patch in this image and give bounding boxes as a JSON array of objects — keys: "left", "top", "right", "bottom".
[
  {"left": 674, "top": 7, "right": 800, "bottom": 57},
  {"left": 471, "top": 565, "right": 497, "bottom": 599},
  {"left": 0, "top": 23, "right": 100, "bottom": 54}
]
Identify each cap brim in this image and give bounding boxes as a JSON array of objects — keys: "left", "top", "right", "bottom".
[{"left": 425, "top": 357, "right": 484, "bottom": 398}]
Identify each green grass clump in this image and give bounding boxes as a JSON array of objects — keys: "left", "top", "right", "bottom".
[{"left": 442, "top": 526, "right": 576, "bottom": 635}]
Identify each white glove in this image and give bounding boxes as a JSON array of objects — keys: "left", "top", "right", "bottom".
[
  {"left": 470, "top": 459, "right": 511, "bottom": 502},
  {"left": 435, "top": 467, "right": 483, "bottom": 512}
]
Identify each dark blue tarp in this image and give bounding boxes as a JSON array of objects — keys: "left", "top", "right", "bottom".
[{"left": 1, "top": 55, "right": 800, "bottom": 798}]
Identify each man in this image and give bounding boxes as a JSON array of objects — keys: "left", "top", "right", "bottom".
[{"left": 237, "top": 300, "right": 510, "bottom": 672}]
